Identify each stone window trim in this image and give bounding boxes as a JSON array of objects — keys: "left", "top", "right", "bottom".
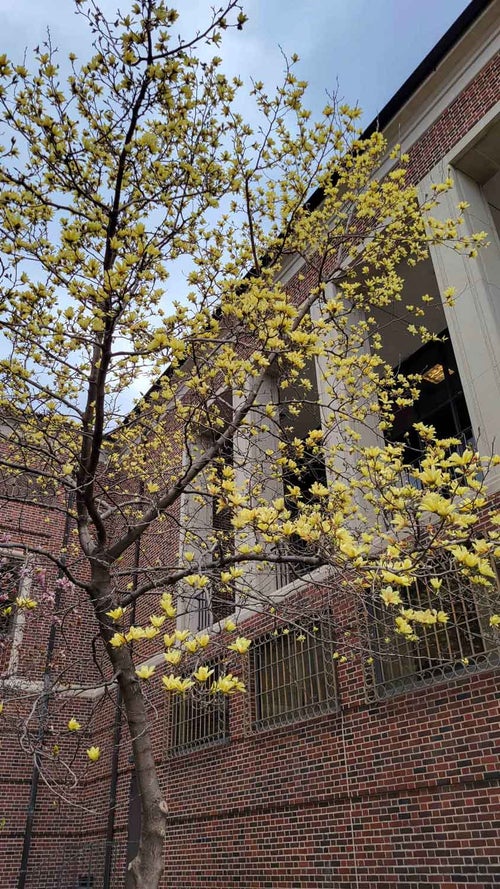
[{"left": 1, "top": 549, "right": 32, "bottom": 677}]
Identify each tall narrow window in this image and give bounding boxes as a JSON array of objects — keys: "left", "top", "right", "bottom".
[
  {"left": 278, "top": 359, "right": 326, "bottom": 586},
  {"left": 209, "top": 436, "right": 235, "bottom": 625},
  {"left": 181, "top": 389, "right": 236, "bottom": 631},
  {"left": 0, "top": 555, "right": 22, "bottom": 637},
  {"left": 388, "top": 330, "right": 473, "bottom": 464}
]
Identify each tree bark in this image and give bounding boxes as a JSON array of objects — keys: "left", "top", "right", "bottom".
[
  {"left": 91, "top": 567, "right": 167, "bottom": 889},
  {"left": 117, "top": 645, "right": 167, "bottom": 889}
]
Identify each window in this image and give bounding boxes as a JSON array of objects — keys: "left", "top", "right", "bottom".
[
  {"left": 0, "top": 555, "right": 22, "bottom": 637},
  {"left": 277, "top": 360, "right": 327, "bottom": 586},
  {"left": 207, "top": 436, "right": 236, "bottom": 626},
  {"left": 169, "top": 662, "right": 229, "bottom": 755},
  {"left": 364, "top": 555, "right": 500, "bottom": 702},
  {"left": 388, "top": 330, "right": 474, "bottom": 464},
  {"left": 251, "top": 615, "right": 338, "bottom": 730},
  {"left": 181, "top": 391, "right": 236, "bottom": 630}
]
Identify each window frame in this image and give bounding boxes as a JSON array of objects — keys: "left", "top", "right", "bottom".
[{"left": 0, "top": 552, "right": 25, "bottom": 639}]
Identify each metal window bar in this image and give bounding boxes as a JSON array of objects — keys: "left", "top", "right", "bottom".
[
  {"left": 364, "top": 556, "right": 500, "bottom": 702},
  {"left": 252, "top": 616, "right": 338, "bottom": 730},
  {"left": 169, "top": 662, "right": 229, "bottom": 756},
  {"left": 195, "top": 589, "right": 212, "bottom": 631}
]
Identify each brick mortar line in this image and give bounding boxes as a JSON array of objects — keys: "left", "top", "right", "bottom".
[{"left": 162, "top": 772, "right": 500, "bottom": 826}]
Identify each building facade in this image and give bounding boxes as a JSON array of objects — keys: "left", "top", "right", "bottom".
[{"left": 1, "top": 1, "right": 500, "bottom": 886}]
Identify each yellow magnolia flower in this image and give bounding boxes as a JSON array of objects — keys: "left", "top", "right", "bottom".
[
  {"left": 162, "top": 674, "right": 194, "bottom": 694},
  {"left": 420, "top": 492, "right": 454, "bottom": 517},
  {"left": 159, "top": 593, "right": 177, "bottom": 618},
  {"left": 109, "top": 632, "right": 127, "bottom": 648},
  {"left": 185, "top": 574, "right": 209, "bottom": 588},
  {"left": 106, "top": 607, "right": 125, "bottom": 621},
  {"left": 228, "top": 636, "right": 252, "bottom": 654},
  {"left": 164, "top": 649, "right": 182, "bottom": 666},
  {"left": 381, "top": 571, "right": 412, "bottom": 588},
  {"left": 136, "top": 664, "right": 156, "bottom": 680},
  {"left": 196, "top": 633, "right": 210, "bottom": 648},
  {"left": 67, "top": 718, "right": 81, "bottom": 732},
  {"left": 489, "top": 614, "right": 500, "bottom": 627},
  {"left": 309, "top": 481, "right": 329, "bottom": 498},
  {"left": 212, "top": 673, "right": 246, "bottom": 695},
  {"left": 193, "top": 665, "right": 214, "bottom": 682},
  {"left": 150, "top": 614, "right": 166, "bottom": 628},
  {"left": 174, "top": 629, "right": 190, "bottom": 642},
  {"left": 223, "top": 619, "right": 237, "bottom": 633},
  {"left": 395, "top": 616, "right": 413, "bottom": 637},
  {"left": 143, "top": 626, "right": 159, "bottom": 639},
  {"left": 15, "top": 597, "right": 37, "bottom": 609},
  {"left": 86, "top": 746, "right": 101, "bottom": 762},
  {"left": 126, "top": 625, "right": 146, "bottom": 641},
  {"left": 184, "top": 638, "right": 199, "bottom": 653},
  {"left": 380, "top": 586, "right": 402, "bottom": 607},
  {"left": 163, "top": 633, "right": 176, "bottom": 648}
]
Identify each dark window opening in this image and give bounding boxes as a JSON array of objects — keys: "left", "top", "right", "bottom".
[
  {"left": 388, "top": 330, "right": 474, "bottom": 463},
  {"left": 0, "top": 556, "right": 22, "bottom": 637},
  {"left": 281, "top": 440, "right": 327, "bottom": 580}
]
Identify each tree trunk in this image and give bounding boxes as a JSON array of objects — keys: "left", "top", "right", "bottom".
[
  {"left": 91, "top": 569, "right": 168, "bottom": 889},
  {"left": 117, "top": 645, "right": 167, "bottom": 889},
  {"left": 124, "top": 815, "right": 167, "bottom": 889}
]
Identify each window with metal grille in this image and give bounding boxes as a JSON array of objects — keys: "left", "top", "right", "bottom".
[
  {"left": 169, "top": 662, "right": 229, "bottom": 756},
  {"left": 0, "top": 556, "right": 21, "bottom": 637},
  {"left": 364, "top": 556, "right": 500, "bottom": 702},
  {"left": 251, "top": 615, "right": 338, "bottom": 730}
]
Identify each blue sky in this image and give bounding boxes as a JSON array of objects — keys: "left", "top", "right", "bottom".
[
  {"left": 1, "top": 0, "right": 472, "bottom": 126},
  {"left": 0, "top": 0, "right": 474, "bottom": 405}
]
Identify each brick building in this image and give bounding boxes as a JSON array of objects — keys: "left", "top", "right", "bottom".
[{"left": 1, "top": 0, "right": 500, "bottom": 886}]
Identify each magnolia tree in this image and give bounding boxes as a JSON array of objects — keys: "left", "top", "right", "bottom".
[{"left": 0, "top": 1, "right": 499, "bottom": 886}]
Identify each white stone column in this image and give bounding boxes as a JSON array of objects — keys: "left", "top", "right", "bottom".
[
  {"left": 233, "top": 372, "right": 284, "bottom": 597},
  {"left": 420, "top": 163, "right": 500, "bottom": 489}
]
